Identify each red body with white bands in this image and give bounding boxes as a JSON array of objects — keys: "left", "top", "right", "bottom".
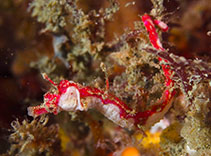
[{"left": 27, "top": 14, "right": 175, "bottom": 130}]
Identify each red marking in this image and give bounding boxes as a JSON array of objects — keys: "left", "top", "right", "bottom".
[
  {"left": 141, "top": 13, "right": 175, "bottom": 124},
  {"left": 106, "top": 78, "right": 109, "bottom": 91},
  {"left": 28, "top": 107, "right": 48, "bottom": 117},
  {"left": 42, "top": 73, "right": 57, "bottom": 86},
  {"left": 141, "top": 14, "right": 173, "bottom": 87}
]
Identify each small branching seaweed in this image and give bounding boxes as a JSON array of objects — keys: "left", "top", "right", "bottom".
[{"left": 5, "top": 116, "right": 61, "bottom": 156}]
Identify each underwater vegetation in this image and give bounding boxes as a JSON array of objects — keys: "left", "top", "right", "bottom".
[{"left": 0, "top": 0, "right": 210, "bottom": 156}]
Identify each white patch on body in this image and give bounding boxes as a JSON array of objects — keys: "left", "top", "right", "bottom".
[
  {"left": 150, "top": 118, "right": 170, "bottom": 133},
  {"left": 58, "top": 86, "right": 84, "bottom": 111},
  {"left": 158, "top": 21, "right": 168, "bottom": 31},
  {"left": 89, "top": 99, "right": 134, "bottom": 130},
  {"left": 156, "top": 39, "right": 163, "bottom": 49}
]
